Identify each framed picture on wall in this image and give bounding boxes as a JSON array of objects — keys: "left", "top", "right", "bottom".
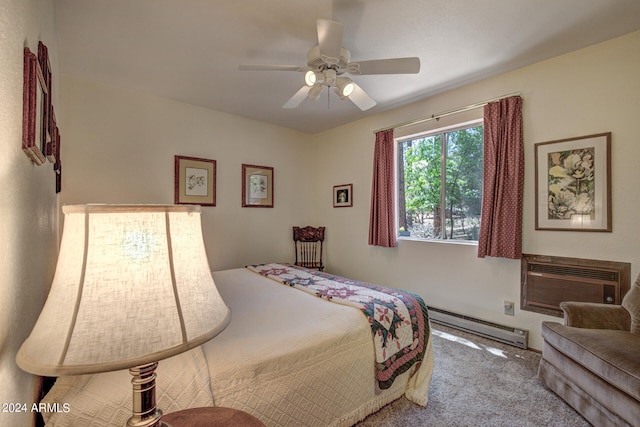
[
  {"left": 47, "top": 107, "right": 57, "bottom": 163},
  {"left": 22, "top": 47, "right": 47, "bottom": 165},
  {"left": 333, "top": 184, "right": 353, "bottom": 207},
  {"left": 38, "top": 41, "right": 54, "bottom": 163},
  {"left": 242, "top": 164, "right": 274, "bottom": 208},
  {"left": 535, "top": 132, "right": 611, "bottom": 231},
  {"left": 174, "top": 155, "right": 217, "bottom": 206}
]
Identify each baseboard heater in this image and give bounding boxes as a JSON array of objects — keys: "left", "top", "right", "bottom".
[{"left": 427, "top": 306, "right": 528, "bottom": 349}]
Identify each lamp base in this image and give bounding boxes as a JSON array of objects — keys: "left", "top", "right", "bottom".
[{"left": 126, "top": 362, "right": 172, "bottom": 427}]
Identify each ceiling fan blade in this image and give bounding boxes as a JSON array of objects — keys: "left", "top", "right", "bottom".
[
  {"left": 347, "top": 57, "right": 420, "bottom": 75},
  {"left": 348, "top": 82, "right": 376, "bottom": 111},
  {"left": 238, "top": 64, "right": 307, "bottom": 72},
  {"left": 317, "top": 19, "right": 344, "bottom": 62},
  {"left": 282, "top": 86, "right": 311, "bottom": 109}
]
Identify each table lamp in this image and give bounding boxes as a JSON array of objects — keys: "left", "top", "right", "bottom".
[{"left": 16, "top": 204, "right": 231, "bottom": 427}]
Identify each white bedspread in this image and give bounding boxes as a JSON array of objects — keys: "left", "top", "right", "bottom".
[
  {"left": 41, "top": 268, "right": 433, "bottom": 427},
  {"left": 205, "top": 268, "right": 434, "bottom": 427}
]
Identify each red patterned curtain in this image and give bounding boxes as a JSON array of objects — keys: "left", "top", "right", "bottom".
[
  {"left": 477, "top": 96, "right": 524, "bottom": 259},
  {"left": 369, "top": 129, "right": 397, "bottom": 248}
]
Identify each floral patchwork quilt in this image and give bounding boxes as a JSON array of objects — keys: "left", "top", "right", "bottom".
[{"left": 246, "top": 263, "right": 430, "bottom": 389}]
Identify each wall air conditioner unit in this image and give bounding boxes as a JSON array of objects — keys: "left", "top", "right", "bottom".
[
  {"left": 427, "top": 306, "right": 528, "bottom": 349},
  {"left": 521, "top": 254, "right": 631, "bottom": 318}
]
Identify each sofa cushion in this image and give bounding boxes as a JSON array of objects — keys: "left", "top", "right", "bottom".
[
  {"left": 622, "top": 277, "right": 640, "bottom": 334},
  {"left": 541, "top": 321, "right": 640, "bottom": 401}
]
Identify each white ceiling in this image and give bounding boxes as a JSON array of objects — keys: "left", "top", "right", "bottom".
[{"left": 53, "top": 0, "right": 640, "bottom": 134}]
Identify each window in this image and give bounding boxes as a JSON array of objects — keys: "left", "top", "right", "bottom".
[{"left": 397, "top": 121, "right": 483, "bottom": 241}]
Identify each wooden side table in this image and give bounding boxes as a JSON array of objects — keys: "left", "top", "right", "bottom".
[{"left": 162, "top": 407, "right": 266, "bottom": 427}]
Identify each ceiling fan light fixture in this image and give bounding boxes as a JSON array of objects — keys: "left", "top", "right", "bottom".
[
  {"left": 304, "top": 70, "right": 320, "bottom": 87},
  {"left": 335, "top": 77, "right": 355, "bottom": 98}
]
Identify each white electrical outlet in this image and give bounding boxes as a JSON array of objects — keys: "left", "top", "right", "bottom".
[{"left": 504, "top": 300, "right": 515, "bottom": 316}]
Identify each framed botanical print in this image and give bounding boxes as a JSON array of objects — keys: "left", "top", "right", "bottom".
[
  {"left": 535, "top": 132, "right": 611, "bottom": 231},
  {"left": 174, "top": 155, "right": 216, "bottom": 206},
  {"left": 242, "top": 164, "right": 274, "bottom": 208},
  {"left": 333, "top": 184, "right": 353, "bottom": 207}
]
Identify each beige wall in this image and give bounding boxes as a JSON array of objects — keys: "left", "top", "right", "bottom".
[
  {"left": 0, "top": 0, "right": 60, "bottom": 425},
  {"left": 59, "top": 78, "right": 316, "bottom": 271},
  {"left": 310, "top": 30, "right": 640, "bottom": 350}
]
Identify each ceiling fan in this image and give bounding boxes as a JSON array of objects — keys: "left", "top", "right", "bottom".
[{"left": 238, "top": 19, "right": 420, "bottom": 111}]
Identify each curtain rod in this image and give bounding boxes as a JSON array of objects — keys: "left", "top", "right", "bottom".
[{"left": 372, "top": 92, "right": 521, "bottom": 134}]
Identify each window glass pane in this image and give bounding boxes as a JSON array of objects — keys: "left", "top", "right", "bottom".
[
  {"left": 398, "top": 135, "right": 442, "bottom": 239},
  {"left": 398, "top": 122, "right": 483, "bottom": 242},
  {"left": 444, "top": 126, "right": 483, "bottom": 240}
]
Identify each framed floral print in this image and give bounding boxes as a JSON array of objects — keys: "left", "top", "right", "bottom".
[
  {"left": 242, "top": 164, "right": 274, "bottom": 208},
  {"left": 535, "top": 132, "right": 611, "bottom": 231},
  {"left": 333, "top": 184, "right": 353, "bottom": 207},
  {"left": 174, "top": 155, "right": 216, "bottom": 206}
]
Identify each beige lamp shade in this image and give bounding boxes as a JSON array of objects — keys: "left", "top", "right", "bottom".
[{"left": 17, "top": 204, "right": 231, "bottom": 377}]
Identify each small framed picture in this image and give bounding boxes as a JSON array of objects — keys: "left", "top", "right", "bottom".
[
  {"left": 174, "top": 155, "right": 216, "bottom": 206},
  {"left": 333, "top": 184, "right": 353, "bottom": 207},
  {"left": 535, "top": 132, "right": 611, "bottom": 231},
  {"left": 242, "top": 164, "right": 274, "bottom": 208}
]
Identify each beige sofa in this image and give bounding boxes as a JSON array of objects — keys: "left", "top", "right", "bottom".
[{"left": 538, "top": 275, "right": 640, "bottom": 427}]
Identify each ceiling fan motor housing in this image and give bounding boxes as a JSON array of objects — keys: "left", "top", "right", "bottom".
[{"left": 307, "top": 45, "right": 350, "bottom": 74}]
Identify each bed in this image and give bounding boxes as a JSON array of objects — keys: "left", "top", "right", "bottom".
[{"left": 41, "top": 264, "right": 434, "bottom": 427}]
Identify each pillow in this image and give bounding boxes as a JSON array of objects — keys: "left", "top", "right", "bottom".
[
  {"left": 41, "top": 347, "right": 213, "bottom": 426},
  {"left": 622, "top": 274, "right": 640, "bottom": 335}
]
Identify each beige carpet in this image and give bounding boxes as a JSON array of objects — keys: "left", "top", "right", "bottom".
[{"left": 355, "top": 324, "right": 590, "bottom": 427}]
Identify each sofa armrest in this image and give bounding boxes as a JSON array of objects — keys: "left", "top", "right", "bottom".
[{"left": 560, "top": 302, "right": 631, "bottom": 330}]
